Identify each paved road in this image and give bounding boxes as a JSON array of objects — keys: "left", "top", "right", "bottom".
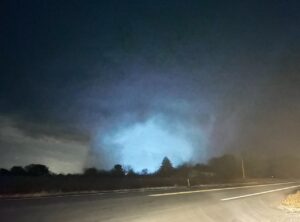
[{"left": 1, "top": 182, "right": 300, "bottom": 222}]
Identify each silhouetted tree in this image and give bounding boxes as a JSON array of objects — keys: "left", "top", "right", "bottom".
[
  {"left": 25, "top": 164, "right": 50, "bottom": 176},
  {"left": 97, "top": 169, "right": 110, "bottom": 177},
  {"left": 111, "top": 164, "right": 125, "bottom": 177},
  {"left": 157, "top": 157, "right": 174, "bottom": 176},
  {"left": 175, "top": 163, "right": 191, "bottom": 177},
  {"left": 127, "top": 169, "right": 137, "bottom": 177},
  {"left": 141, "top": 168, "right": 148, "bottom": 176},
  {"left": 209, "top": 154, "right": 239, "bottom": 179},
  {"left": 194, "top": 163, "right": 211, "bottom": 172},
  {"left": 10, "top": 166, "right": 27, "bottom": 176},
  {"left": 84, "top": 167, "right": 99, "bottom": 176},
  {"left": 124, "top": 166, "right": 137, "bottom": 177},
  {"left": 0, "top": 168, "right": 10, "bottom": 176}
]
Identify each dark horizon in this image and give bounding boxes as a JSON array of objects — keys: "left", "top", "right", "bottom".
[{"left": 1, "top": 0, "right": 299, "bottom": 173}]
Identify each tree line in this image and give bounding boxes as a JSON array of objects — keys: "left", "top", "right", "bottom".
[
  {"left": 1, "top": 154, "right": 299, "bottom": 194},
  {"left": 1, "top": 153, "right": 299, "bottom": 179},
  {"left": 0, "top": 155, "right": 243, "bottom": 180}
]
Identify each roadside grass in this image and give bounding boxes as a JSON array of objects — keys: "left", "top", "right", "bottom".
[{"left": 282, "top": 191, "right": 300, "bottom": 209}]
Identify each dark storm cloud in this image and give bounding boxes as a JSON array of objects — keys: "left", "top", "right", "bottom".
[
  {"left": 0, "top": 116, "right": 89, "bottom": 173},
  {"left": 0, "top": 0, "right": 299, "bottom": 172}
]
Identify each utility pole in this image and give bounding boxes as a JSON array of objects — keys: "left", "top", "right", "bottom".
[{"left": 241, "top": 158, "right": 246, "bottom": 179}]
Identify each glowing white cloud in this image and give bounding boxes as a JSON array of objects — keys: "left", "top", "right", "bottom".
[{"left": 101, "top": 115, "right": 196, "bottom": 172}]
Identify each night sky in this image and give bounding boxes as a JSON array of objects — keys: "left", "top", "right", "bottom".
[{"left": 1, "top": 1, "right": 299, "bottom": 173}]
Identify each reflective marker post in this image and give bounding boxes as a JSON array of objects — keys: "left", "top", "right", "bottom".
[{"left": 187, "top": 178, "right": 190, "bottom": 188}]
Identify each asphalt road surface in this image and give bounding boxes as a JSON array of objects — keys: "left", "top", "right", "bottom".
[{"left": 1, "top": 182, "right": 300, "bottom": 222}]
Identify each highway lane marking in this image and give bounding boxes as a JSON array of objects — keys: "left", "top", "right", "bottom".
[
  {"left": 221, "top": 184, "right": 300, "bottom": 201},
  {"left": 148, "top": 182, "right": 297, "bottom": 197}
]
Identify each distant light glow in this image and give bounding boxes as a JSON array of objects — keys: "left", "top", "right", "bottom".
[{"left": 103, "top": 116, "right": 194, "bottom": 172}]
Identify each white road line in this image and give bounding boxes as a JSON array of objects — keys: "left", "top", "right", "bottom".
[
  {"left": 221, "top": 184, "right": 300, "bottom": 201},
  {"left": 148, "top": 182, "right": 297, "bottom": 197}
]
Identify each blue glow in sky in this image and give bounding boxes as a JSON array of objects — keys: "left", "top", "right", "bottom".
[{"left": 103, "top": 116, "right": 194, "bottom": 172}]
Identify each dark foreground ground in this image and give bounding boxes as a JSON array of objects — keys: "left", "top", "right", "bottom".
[{"left": 0, "top": 181, "right": 300, "bottom": 222}]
